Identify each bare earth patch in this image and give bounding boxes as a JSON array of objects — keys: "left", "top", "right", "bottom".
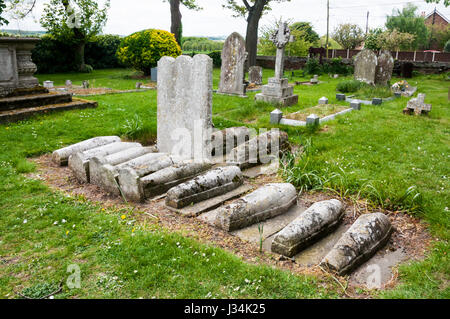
[{"left": 27, "top": 154, "right": 433, "bottom": 297}]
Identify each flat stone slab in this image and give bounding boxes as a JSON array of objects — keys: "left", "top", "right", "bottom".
[
  {"left": 207, "top": 183, "right": 297, "bottom": 231},
  {"left": 242, "top": 161, "right": 279, "bottom": 178},
  {"left": 165, "top": 166, "right": 244, "bottom": 209},
  {"left": 52, "top": 136, "right": 121, "bottom": 166},
  {"left": 171, "top": 184, "right": 254, "bottom": 217},
  {"left": 320, "top": 212, "right": 393, "bottom": 275},
  {"left": 271, "top": 199, "right": 344, "bottom": 257},
  {"left": 68, "top": 142, "right": 141, "bottom": 183}
]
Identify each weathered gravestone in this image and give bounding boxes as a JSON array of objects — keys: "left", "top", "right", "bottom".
[
  {"left": 404, "top": 93, "right": 432, "bottom": 115},
  {"left": 218, "top": 32, "right": 247, "bottom": 97},
  {"left": 375, "top": 51, "right": 394, "bottom": 86},
  {"left": 248, "top": 66, "right": 263, "bottom": 85},
  {"left": 354, "top": 49, "right": 378, "bottom": 85},
  {"left": 255, "top": 22, "right": 298, "bottom": 106},
  {"left": 157, "top": 54, "right": 213, "bottom": 160}
]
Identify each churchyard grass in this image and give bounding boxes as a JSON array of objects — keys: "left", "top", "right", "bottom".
[{"left": 1, "top": 68, "right": 448, "bottom": 298}]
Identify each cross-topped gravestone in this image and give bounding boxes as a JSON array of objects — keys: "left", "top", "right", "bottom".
[
  {"left": 255, "top": 22, "right": 298, "bottom": 107},
  {"left": 404, "top": 93, "right": 432, "bottom": 115}
]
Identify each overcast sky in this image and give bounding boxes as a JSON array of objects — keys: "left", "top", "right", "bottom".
[{"left": 4, "top": 0, "right": 450, "bottom": 37}]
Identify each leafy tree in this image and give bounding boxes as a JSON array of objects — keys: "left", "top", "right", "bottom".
[
  {"left": 332, "top": 23, "right": 365, "bottom": 49},
  {"left": 163, "top": 0, "right": 201, "bottom": 46},
  {"left": 444, "top": 39, "right": 450, "bottom": 52},
  {"left": 258, "top": 19, "right": 313, "bottom": 57},
  {"left": 385, "top": 4, "right": 429, "bottom": 50},
  {"left": 425, "top": 0, "right": 449, "bottom": 6},
  {"left": 428, "top": 24, "right": 450, "bottom": 50},
  {"left": 364, "top": 28, "right": 384, "bottom": 51},
  {"left": 290, "top": 22, "right": 319, "bottom": 44},
  {"left": 222, "top": 0, "right": 290, "bottom": 67},
  {"left": 40, "top": 0, "right": 110, "bottom": 72},
  {"left": 0, "top": 0, "right": 8, "bottom": 26},
  {"left": 377, "top": 29, "right": 416, "bottom": 51}
]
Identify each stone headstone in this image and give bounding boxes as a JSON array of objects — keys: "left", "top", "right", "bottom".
[
  {"left": 375, "top": 51, "right": 394, "bottom": 86},
  {"left": 65, "top": 80, "right": 72, "bottom": 88},
  {"left": 218, "top": 32, "right": 247, "bottom": 96},
  {"left": 248, "top": 66, "right": 263, "bottom": 85},
  {"left": 82, "top": 80, "right": 89, "bottom": 89},
  {"left": 404, "top": 93, "right": 431, "bottom": 115},
  {"left": 354, "top": 49, "right": 378, "bottom": 85},
  {"left": 372, "top": 98, "right": 382, "bottom": 105},
  {"left": 350, "top": 100, "right": 361, "bottom": 110},
  {"left": 135, "top": 82, "right": 142, "bottom": 89},
  {"left": 157, "top": 54, "right": 213, "bottom": 160},
  {"left": 306, "top": 114, "right": 320, "bottom": 126},
  {"left": 310, "top": 74, "right": 319, "bottom": 84},
  {"left": 270, "top": 109, "right": 283, "bottom": 124},
  {"left": 255, "top": 22, "right": 298, "bottom": 107},
  {"left": 336, "top": 93, "right": 346, "bottom": 101},
  {"left": 151, "top": 67, "right": 158, "bottom": 82}
]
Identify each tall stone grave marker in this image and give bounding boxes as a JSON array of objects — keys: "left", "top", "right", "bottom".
[
  {"left": 375, "top": 51, "right": 394, "bottom": 86},
  {"left": 353, "top": 49, "right": 378, "bottom": 85},
  {"left": 218, "top": 32, "right": 247, "bottom": 97},
  {"left": 157, "top": 54, "right": 213, "bottom": 160},
  {"left": 255, "top": 22, "right": 298, "bottom": 106}
]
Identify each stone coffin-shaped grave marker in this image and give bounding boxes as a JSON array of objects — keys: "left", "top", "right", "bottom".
[
  {"left": 89, "top": 146, "right": 157, "bottom": 190},
  {"left": 165, "top": 166, "right": 243, "bottom": 209},
  {"left": 354, "top": 49, "right": 378, "bottom": 85},
  {"left": 211, "top": 183, "right": 297, "bottom": 232},
  {"left": 248, "top": 66, "right": 263, "bottom": 85},
  {"left": 218, "top": 32, "right": 247, "bottom": 97},
  {"left": 157, "top": 54, "right": 213, "bottom": 160},
  {"left": 320, "top": 212, "right": 393, "bottom": 275},
  {"left": 375, "top": 50, "right": 394, "bottom": 86},
  {"left": 271, "top": 199, "right": 344, "bottom": 257},
  {"left": 52, "top": 136, "right": 121, "bottom": 166},
  {"left": 68, "top": 142, "right": 141, "bottom": 183}
]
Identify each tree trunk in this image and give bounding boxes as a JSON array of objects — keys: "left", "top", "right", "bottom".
[
  {"left": 245, "top": 0, "right": 267, "bottom": 68},
  {"left": 75, "top": 42, "right": 86, "bottom": 71},
  {"left": 170, "top": 0, "right": 182, "bottom": 46}
]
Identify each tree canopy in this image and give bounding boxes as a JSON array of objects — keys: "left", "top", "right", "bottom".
[
  {"left": 385, "top": 4, "right": 429, "bottom": 50},
  {"left": 332, "top": 23, "right": 365, "bottom": 49},
  {"left": 290, "top": 22, "right": 320, "bottom": 44},
  {"left": 0, "top": 0, "right": 8, "bottom": 26}
]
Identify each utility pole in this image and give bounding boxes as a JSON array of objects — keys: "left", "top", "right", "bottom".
[
  {"left": 326, "top": 0, "right": 329, "bottom": 58},
  {"left": 366, "top": 11, "right": 370, "bottom": 36}
]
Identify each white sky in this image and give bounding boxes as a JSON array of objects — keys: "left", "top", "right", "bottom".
[{"left": 4, "top": 0, "right": 450, "bottom": 37}]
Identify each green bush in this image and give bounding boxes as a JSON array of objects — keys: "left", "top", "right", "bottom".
[
  {"left": 207, "top": 51, "right": 222, "bottom": 67},
  {"left": 322, "top": 57, "right": 352, "bottom": 75},
  {"left": 336, "top": 79, "right": 363, "bottom": 93},
  {"left": 304, "top": 57, "right": 322, "bottom": 75},
  {"left": 117, "top": 29, "right": 181, "bottom": 75},
  {"left": 85, "top": 34, "right": 124, "bottom": 69}
]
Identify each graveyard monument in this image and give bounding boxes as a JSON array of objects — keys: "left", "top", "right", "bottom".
[{"left": 255, "top": 22, "right": 298, "bottom": 107}]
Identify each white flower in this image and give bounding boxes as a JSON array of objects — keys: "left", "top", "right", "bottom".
[
  {"left": 53, "top": 221, "right": 58, "bottom": 225},
  {"left": 23, "top": 219, "right": 27, "bottom": 224},
  {"left": 62, "top": 219, "right": 67, "bottom": 223}
]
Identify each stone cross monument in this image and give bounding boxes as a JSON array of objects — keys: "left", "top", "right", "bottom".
[{"left": 255, "top": 22, "right": 298, "bottom": 107}]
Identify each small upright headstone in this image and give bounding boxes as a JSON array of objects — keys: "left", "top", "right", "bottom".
[
  {"left": 372, "top": 98, "right": 382, "bottom": 105},
  {"left": 65, "top": 80, "right": 72, "bottom": 88},
  {"left": 404, "top": 93, "right": 431, "bottom": 115},
  {"left": 375, "top": 51, "right": 394, "bottom": 86},
  {"left": 248, "top": 66, "right": 263, "bottom": 85},
  {"left": 157, "top": 54, "right": 213, "bottom": 160},
  {"left": 218, "top": 32, "right": 247, "bottom": 97},
  {"left": 318, "top": 97, "right": 328, "bottom": 105},
  {"left": 135, "top": 82, "right": 142, "bottom": 89},
  {"left": 310, "top": 75, "right": 319, "bottom": 84},
  {"left": 336, "top": 93, "right": 346, "bottom": 101},
  {"left": 350, "top": 100, "right": 361, "bottom": 110},
  {"left": 354, "top": 49, "right": 378, "bottom": 85},
  {"left": 43, "top": 81, "right": 54, "bottom": 89},
  {"left": 82, "top": 80, "right": 89, "bottom": 89},
  {"left": 151, "top": 67, "right": 158, "bottom": 82}
]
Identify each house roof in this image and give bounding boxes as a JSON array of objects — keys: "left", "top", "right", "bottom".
[{"left": 425, "top": 10, "right": 450, "bottom": 24}]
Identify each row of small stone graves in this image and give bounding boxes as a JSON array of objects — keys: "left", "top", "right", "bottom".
[{"left": 50, "top": 52, "right": 395, "bottom": 281}]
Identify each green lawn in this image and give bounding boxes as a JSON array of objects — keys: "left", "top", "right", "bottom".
[{"left": 0, "top": 68, "right": 448, "bottom": 299}]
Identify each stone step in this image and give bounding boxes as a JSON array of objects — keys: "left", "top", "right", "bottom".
[
  {"left": 320, "top": 213, "right": 393, "bottom": 275},
  {"left": 5, "top": 86, "right": 49, "bottom": 98},
  {"left": 0, "top": 92, "right": 73, "bottom": 112},
  {"left": 202, "top": 183, "right": 297, "bottom": 232},
  {"left": 0, "top": 98, "right": 98, "bottom": 124}
]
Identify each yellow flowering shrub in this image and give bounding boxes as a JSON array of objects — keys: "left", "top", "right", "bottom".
[{"left": 117, "top": 29, "right": 181, "bottom": 75}]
